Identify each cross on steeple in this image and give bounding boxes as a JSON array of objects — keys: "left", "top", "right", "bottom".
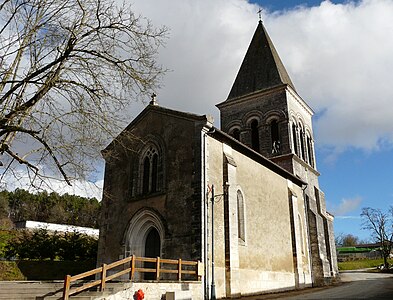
[
  {"left": 150, "top": 92, "right": 157, "bottom": 106},
  {"left": 257, "top": 8, "right": 262, "bottom": 21}
]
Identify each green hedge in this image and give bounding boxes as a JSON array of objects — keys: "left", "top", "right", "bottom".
[{"left": 3, "top": 228, "right": 97, "bottom": 261}]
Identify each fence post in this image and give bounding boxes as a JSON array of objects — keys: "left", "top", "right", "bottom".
[
  {"left": 130, "top": 255, "right": 135, "bottom": 281},
  {"left": 63, "top": 275, "right": 71, "bottom": 300},
  {"left": 178, "top": 258, "right": 182, "bottom": 281},
  {"left": 197, "top": 260, "right": 203, "bottom": 281},
  {"left": 156, "top": 257, "right": 160, "bottom": 280},
  {"left": 100, "top": 264, "right": 107, "bottom": 291}
]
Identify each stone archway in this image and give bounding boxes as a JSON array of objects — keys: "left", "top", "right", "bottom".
[
  {"left": 123, "top": 209, "right": 165, "bottom": 280},
  {"left": 123, "top": 208, "right": 165, "bottom": 258}
]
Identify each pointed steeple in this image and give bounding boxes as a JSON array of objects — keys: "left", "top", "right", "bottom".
[{"left": 227, "top": 21, "right": 296, "bottom": 100}]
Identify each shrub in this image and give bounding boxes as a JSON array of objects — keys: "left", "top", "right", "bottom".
[{"left": 4, "top": 228, "right": 97, "bottom": 261}]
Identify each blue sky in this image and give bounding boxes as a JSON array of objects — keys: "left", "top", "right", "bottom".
[{"left": 252, "top": 0, "right": 343, "bottom": 11}]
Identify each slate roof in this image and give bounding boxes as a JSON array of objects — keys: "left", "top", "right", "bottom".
[{"left": 227, "top": 21, "right": 296, "bottom": 101}]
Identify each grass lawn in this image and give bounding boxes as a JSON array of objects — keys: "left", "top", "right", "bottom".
[{"left": 338, "top": 258, "right": 391, "bottom": 270}]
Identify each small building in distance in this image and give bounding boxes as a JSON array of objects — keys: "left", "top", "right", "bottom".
[{"left": 15, "top": 220, "right": 99, "bottom": 238}]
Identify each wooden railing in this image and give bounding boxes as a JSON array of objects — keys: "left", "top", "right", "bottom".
[{"left": 62, "top": 255, "right": 203, "bottom": 300}]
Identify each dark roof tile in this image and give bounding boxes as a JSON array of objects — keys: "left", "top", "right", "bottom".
[{"left": 227, "top": 21, "right": 296, "bottom": 100}]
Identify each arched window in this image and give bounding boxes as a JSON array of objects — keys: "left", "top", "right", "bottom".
[
  {"left": 237, "top": 190, "right": 245, "bottom": 243},
  {"left": 251, "top": 120, "right": 259, "bottom": 152},
  {"left": 307, "top": 135, "right": 314, "bottom": 167},
  {"left": 142, "top": 157, "right": 150, "bottom": 194},
  {"left": 271, "top": 120, "right": 280, "bottom": 154},
  {"left": 292, "top": 123, "right": 298, "bottom": 156},
  {"left": 141, "top": 145, "right": 161, "bottom": 195},
  {"left": 151, "top": 154, "right": 158, "bottom": 192},
  {"left": 299, "top": 126, "right": 305, "bottom": 160},
  {"left": 231, "top": 128, "right": 240, "bottom": 141}
]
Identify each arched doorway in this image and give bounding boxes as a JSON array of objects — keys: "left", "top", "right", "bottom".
[
  {"left": 144, "top": 227, "right": 161, "bottom": 280},
  {"left": 123, "top": 209, "right": 165, "bottom": 280}
]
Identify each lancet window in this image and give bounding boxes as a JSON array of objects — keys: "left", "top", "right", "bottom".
[
  {"left": 290, "top": 119, "right": 315, "bottom": 168},
  {"left": 270, "top": 119, "right": 280, "bottom": 154},
  {"left": 306, "top": 134, "right": 315, "bottom": 168},
  {"left": 250, "top": 120, "right": 260, "bottom": 152},
  {"left": 291, "top": 123, "right": 298, "bottom": 156},
  {"left": 237, "top": 190, "right": 246, "bottom": 243},
  {"left": 140, "top": 144, "right": 161, "bottom": 195},
  {"left": 299, "top": 126, "right": 306, "bottom": 161},
  {"left": 230, "top": 128, "right": 241, "bottom": 141}
]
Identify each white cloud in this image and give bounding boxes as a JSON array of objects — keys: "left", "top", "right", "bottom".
[
  {"left": 1, "top": 168, "right": 103, "bottom": 200},
  {"left": 335, "top": 215, "right": 362, "bottom": 219},
  {"left": 129, "top": 0, "right": 259, "bottom": 117},
  {"left": 330, "top": 196, "right": 362, "bottom": 216},
  {"left": 268, "top": 0, "right": 393, "bottom": 152},
  {"left": 4, "top": 0, "right": 393, "bottom": 197},
  {"left": 130, "top": 0, "right": 393, "bottom": 153}
]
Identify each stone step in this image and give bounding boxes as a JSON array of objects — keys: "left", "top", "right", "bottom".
[
  {"left": 0, "top": 281, "right": 127, "bottom": 300},
  {"left": 0, "top": 281, "right": 92, "bottom": 300}
]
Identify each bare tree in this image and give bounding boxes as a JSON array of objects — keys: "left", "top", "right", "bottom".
[
  {"left": 0, "top": 0, "right": 167, "bottom": 189},
  {"left": 361, "top": 207, "right": 393, "bottom": 269}
]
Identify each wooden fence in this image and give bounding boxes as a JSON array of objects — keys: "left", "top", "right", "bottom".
[{"left": 62, "top": 255, "right": 203, "bottom": 300}]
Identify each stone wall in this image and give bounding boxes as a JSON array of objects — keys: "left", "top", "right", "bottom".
[
  {"left": 97, "top": 106, "right": 208, "bottom": 268},
  {"left": 205, "top": 135, "right": 311, "bottom": 298}
]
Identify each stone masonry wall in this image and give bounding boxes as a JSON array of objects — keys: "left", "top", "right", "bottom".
[{"left": 97, "top": 107, "right": 207, "bottom": 268}]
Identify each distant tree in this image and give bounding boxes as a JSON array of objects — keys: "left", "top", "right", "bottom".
[
  {"left": 361, "top": 207, "right": 393, "bottom": 269},
  {"left": 335, "top": 233, "right": 360, "bottom": 247},
  {"left": 0, "top": 191, "right": 13, "bottom": 228},
  {"left": 0, "top": 0, "right": 167, "bottom": 189},
  {"left": 1, "top": 189, "right": 100, "bottom": 227},
  {"left": 342, "top": 234, "right": 359, "bottom": 247},
  {"left": 0, "top": 191, "right": 9, "bottom": 219}
]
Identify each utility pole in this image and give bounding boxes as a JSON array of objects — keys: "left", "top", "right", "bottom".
[{"left": 210, "top": 184, "right": 216, "bottom": 300}]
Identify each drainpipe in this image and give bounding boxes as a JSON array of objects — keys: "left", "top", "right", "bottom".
[
  {"left": 206, "top": 127, "right": 216, "bottom": 300},
  {"left": 202, "top": 131, "right": 209, "bottom": 299},
  {"left": 210, "top": 184, "right": 216, "bottom": 300}
]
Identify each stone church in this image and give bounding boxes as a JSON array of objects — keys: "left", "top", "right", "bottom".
[{"left": 97, "top": 21, "right": 338, "bottom": 298}]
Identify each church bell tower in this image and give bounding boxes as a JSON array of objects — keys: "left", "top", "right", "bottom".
[
  {"left": 216, "top": 20, "right": 316, "bottom": 176},
  {"left": 216, "top": 20, "right": 338, "bottom": 284}
]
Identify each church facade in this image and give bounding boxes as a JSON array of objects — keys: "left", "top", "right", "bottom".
[{"left": 97, "top": 21, "right": 338, "bottom": 298}]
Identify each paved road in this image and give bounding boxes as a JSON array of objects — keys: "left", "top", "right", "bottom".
[{"left": 244, "top": 270, "right": 393, "bottom": 300}]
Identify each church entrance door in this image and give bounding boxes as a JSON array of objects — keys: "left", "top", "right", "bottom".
[{"left": 144, "top": 227, "right": 160, "bottom": 280}]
